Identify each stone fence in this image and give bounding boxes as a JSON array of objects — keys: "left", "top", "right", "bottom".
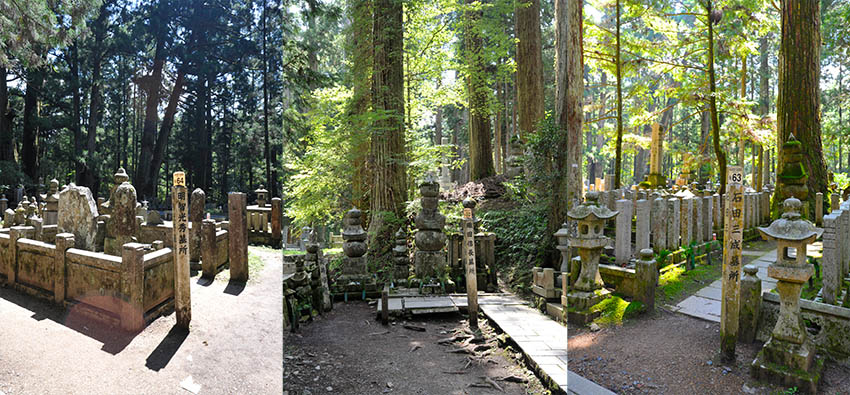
[
  {"left": 818, "top": 199, "right": 850, "bottom": 305},
  {"left": 447, "top": 232, "right": 497, "bottom": 293},
  {"left": 0, "top": 228, "right": 174, "bottom": 332},
  {"left": 246, "top": 197, "right": 282, "bottom": 247},
  {"left": 757, "top": 291, "right": 850, "bottom": 360},
  {"left": 599, "top": 188, "right": 771, "bottom": 266}
]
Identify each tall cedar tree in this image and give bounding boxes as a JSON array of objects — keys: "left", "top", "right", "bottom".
[
  {"left": 465, "top": 0, "right": 494, "bottom": 181},
  {"left": 775, "top": 1, "right": 828, "bottom": 212},
  {"left": 515, "top": 0, "right": 544, "bottom": 143},
  {"left": 368, "top": 0, "right": 407, "bottom": 246}
]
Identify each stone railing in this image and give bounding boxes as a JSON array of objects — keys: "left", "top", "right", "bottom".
[
  {"left": 246, "top": 197, "right": 282, "bottom": 247},
  {"left": 0, "top": 227, "right": 175, "bottom": 331},
  {"left": 819, "top": 199, "right": 850, "bottom": 305},
  {"left": 446, "top": 232, "right": 496, "bottom": 293},
  {"left": 597, "top": 188, "right": 771, "bottom": 266}
]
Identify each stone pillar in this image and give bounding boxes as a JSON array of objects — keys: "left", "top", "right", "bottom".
[
  {"left": 393, "top": 227, "right": 409, "bottom": 283},
  {"left": 651, "top": 197, "right": 666, "bottom": 250},
  {"left": 635, "top": 249, "right": 656, "bottom": 310},
  {"left": 681, "top": 198, "right": 693, "bottom": 246},
  {"left": 668, "top": 198, "right": 680, "bottom": 250},
  {"left": 815, "top": 193, "right": 823, "bottom": 226},
  {"left": 228, "top": 192, "right": 249, "bottom": 282},
  {"left": 693, "top": 197, "right": 703, "bottom": 244},
  {"left": 615, "top": 199, "right": 632, "bottom": 265},
  {"left": 271, "top": 197, "right": 282, "bottom": 246},
  {"left": 822, "top": 213, "right": 839, "bottom": 304},
  {"left": 831, "top": 193, "right": 840, "bottom": 213},
  {"left": 703, "top": 196, "right": 713, "bottom": 242},
  {"left": 189, "top": 188, "right": 206, "bottom": 263},
  {"left": 43, "top": 179, "right": 59, "bottom": 226},
  {"left": 635, "top": 199, "right": 650, "bottom": 252},
  {"left": 713, "top": 193, "right": 721, "bottom": 230},
  {"left": 739, "top": 264, "right": 762, "bottom": 343},
  {"left": 7, "top": 226, "right": 26, "bottom": 283},
  {"left": 0, "top": 196, "right": 6, "bottom": 215},
  {"left": 200, "top": 219, "right": 218, "bottom": 279},
  {"left": 120, "top": 242, "right": 146, "bottom": 332},
  {"left": 604, "top": 174, "right": 615, "bottom": 193},
  {"left": 842, "top": 205, "right": 850, "bottom": 279},
  {"left": 53, "top": 233, "right": 75, "bottom": 303}
]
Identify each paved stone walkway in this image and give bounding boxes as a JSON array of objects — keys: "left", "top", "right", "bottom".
[
  {"left": 671, "top": 243, "right": 821, "bottom": 322},
  {"left": 478, "top": 297, "right": 569, "bottom": 391}
]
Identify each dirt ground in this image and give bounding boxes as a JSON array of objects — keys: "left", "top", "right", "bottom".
[
  {"left": 0, "top": 246, "right": 283, "bottom": 395},
  {"left": 569, "top": 239, "right": 850, "bottom": 394},
  {"left": 284, "top": 302, "right": 550, "bottom": 395}
]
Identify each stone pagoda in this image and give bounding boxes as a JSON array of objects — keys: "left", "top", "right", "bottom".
[
  {"left": 414, "top": 174, "right": 447, "bottom": 288},
  {"left": 752, "top": 197, "right": 824, "bottom": 393},
  {"left": 392, "top": 227, "right": 409, "bottom": 285},
  {"left": 341, "top": 208, "right": 368, "bottom": 281},
  {"left": 566, "top": 191, "right": 619, "bottom": 325}
]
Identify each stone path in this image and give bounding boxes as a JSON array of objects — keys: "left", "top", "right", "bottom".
[
  {"left": 477, "top": 296, "right": 569, "bottom": 391},
  {"left": 672, "top": 243, "right": 821, "bottom": 322}
]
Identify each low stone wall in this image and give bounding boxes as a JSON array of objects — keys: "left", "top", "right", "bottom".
[
  {"left": 757, "top": 292, "right": 850, "bottom": 360},
  {"left": 0, "top": 226, "right": 175, "bottom": 331}
]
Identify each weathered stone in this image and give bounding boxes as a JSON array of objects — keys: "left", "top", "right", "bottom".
[
  {"left": 636, "top": 199, "right": 650, "bottom": 252},
  {"left": 693, "top": 197, "right": 703, "bottom": 244},
  {"left": 821, "top": 213, "right": 839, "bottom": 304},
  {"left": 201, "top": 219, "right": 218, "bottom": 279},
  {"left": 189, "top": 188, "right": 205, "bottom": 262},
  {"left": 651, "top": 197, "right": 666, "bottom": 250},
  {"left": 254, "top": 185, "right": 269, "bottom": 207},
  {"left": 58, "top": 184, "right": 100, "bottom": 251},
  {"left": 668, "top": 198, "right": 680, "bottom": 250},
  {"left": 615, "top": 199, "right": 632, "bottom": 265},
  {"left": 681, "top": 198, "right": 693, "bottom": 246},
  {"left": 414, "top": 174, "right": 446, "bottom": 280},
  {"left": 271, "top": 197, "right": 282, "bottom": 246},
  {"left": 740, "top": 264, "right": 761, "bottom": 343},
  {"left": 713, "top": 193, "right": 721, "bottom": 230},
  {"left": 147, "top": 210, "right": 163, "bottom": 225},
  {"left": 703, "top": 195, "right": 713, "bottom": 242},
  {"left": 635, "top": 249, "right": 656, "bottom": 311},
  {"left": 43, "top": 179, "right": 59, "bottom": 226},
  {"left": 104, "top": 182, "right": 139, "bottom": 256},
  {"left": 228, "top": 192, "right": 249, "bottom": 282}
]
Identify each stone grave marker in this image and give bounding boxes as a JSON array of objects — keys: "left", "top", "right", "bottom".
[{"left": 720, "top": 166, "right": 744, "bottom": 361}]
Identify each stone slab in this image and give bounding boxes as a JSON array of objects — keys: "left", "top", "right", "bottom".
[
  {"left": 568, "top": 370, "right": 616, "bottom": 395},
  {"left": 675, "top": 296, "right": 721, "bottom": 322}
]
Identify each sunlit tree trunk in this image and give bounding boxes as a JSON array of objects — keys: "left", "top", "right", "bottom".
[{"left": 515, "top": 0, "right": 543, "bottom": 143}]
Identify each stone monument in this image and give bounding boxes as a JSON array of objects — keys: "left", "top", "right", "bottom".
[
  {"left": 776, "top": 133, "right": 809, "bottom": 218},
  {"left": 566, "top": 191, "right": 619, "bottom": 325},
  {"left": 392, "top": 227, "right": 409, "bottom": 284},
  {"left": 43, "top": 179, "right": 60, "bottom": 225},
  {"left": 341, "top": 208, "right": 368, "bottom": 280},
  {"left": 647, "top": 123, "right": 666, "bottom": 187},
  {"left": 104, "top": 181, "right": 139, "bottom": 256},
  {"left": 751, "top": 197, "right": 824, "bottom": 393},
  {"left": 58, "top": 184, "right": 100, "bottom": 251},
  {"left": 413, "top": 174, "right": 447, "bottom": 283}
]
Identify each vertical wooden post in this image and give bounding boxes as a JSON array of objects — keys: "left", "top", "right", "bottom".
[
  {"left": 721, "top": 166, "right": 744, "bottom": 361},
  {"left": 228, "top": 192, "right": 249, "bottom": 282},
  {"left": 271, "top": 197, "right": 282, "bottom": 247},
  {"left": 53, "top": 233, "right": 75, "bottom": 304},
  {"left": 172, "top": 172, "right": 192, "bottom": 329},
  {"left": 121, "top": 242, "right": 146, "bottom": 332},
  {"left": 462, "top": 208, "right": 478, "bottom": 328}
]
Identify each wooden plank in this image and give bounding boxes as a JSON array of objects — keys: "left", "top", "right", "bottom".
[
  {"left": 462, "top": 208, "right": 478, "bottom": 328},
  {"left": 720, "top": 166, "right": 744, "bottom": 361}
]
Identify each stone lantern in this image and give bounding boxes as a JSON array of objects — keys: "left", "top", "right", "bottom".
[
  {"left": 255, "top": 185, "right": 269, "bottom": 207},
  {"left": 565, "top": 191, "right": 619, "bottom": 324},
  {"left": 751, "top": 197, "right": 824, "bottom": 393},
  {"left": 553, "top": 222, "right": 570, "bottom": 273}
]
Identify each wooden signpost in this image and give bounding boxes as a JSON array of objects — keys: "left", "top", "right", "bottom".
[
  {"left": 720, "top": 166, "right": 744, "bottom": 361},
  {"left": 172, "top": 171, "right": 191, "bottom": 329},
  {"left": 462, "top": 208, "right": 478, "bottom": 328}
]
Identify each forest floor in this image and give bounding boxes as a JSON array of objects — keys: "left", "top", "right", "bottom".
[
  {"left": 283, "top": 302, "right": 549, "bottom": 395},
  {"left": 568, "top": 239, "right": 850, "bottom": 394},
  {"left": 0, "top": 246, "right": 283, "bottom": 395}
]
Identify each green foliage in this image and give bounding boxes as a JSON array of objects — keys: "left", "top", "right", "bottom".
[
  {"left": 655, "top": 249, "right": 672, "bottom": 267},
  {"left": 0, "top": 161, "right": 27, "bottom": 193},
  {"left": 366, "top": 210, "right": 407, "bottom": 282},
  {"left": 479, "top": 204, "right": 548, "bottom": 291},
  {"left": 590, "top": 294, "right": 643, "bottom": 326}
]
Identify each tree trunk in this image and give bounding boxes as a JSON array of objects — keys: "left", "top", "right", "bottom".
[
  {"left": 494, "top": 83, "right": 502, "bottom": 174},
  {"left": 136, "top": 33, "right": 166, "bottom": 199},
  {"left": 614, "top": 0, "right": 624, "bottom": 189},
  {"left": 515, "top": 0, "right": 544, "bottom": 143},
  {"left": 707, "top": 0, "right": 727, "bottom": 195},
  {"left": 262, "top": 0, "right": 272, "bottom": 195},
  {"left": 368, "top": 0, "right": 407, "bottom": 245},
  {"left": 0, "top": 66, "right": 13, "bottom": 162},
  {"left": 775, "top": 1, "right": 827, "bottom": 212},
  {"left": 465, "top": 0, "right": 493, "bottom": 181},
  {"left": 83, "top": 2, "right": 110, "bottom": 191},
  {"left": 22, "top": 68, "right": 42, "bottom": 181},
  {"left": 757, "top": 35, "right": 769, "bottom": 190},
  {"left": 350, "top": 0, "right": 372, "bottom": 211}
]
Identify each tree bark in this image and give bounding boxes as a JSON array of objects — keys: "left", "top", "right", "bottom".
[
  {"left": 136, "top": 32, "right": 166, "bottom": 199},
  {"left": 614, "top": 0, "right": 624, "bottom": 189},
  {"left": 22, "top": 68, "right": 42, "bottom": 181},
  {"left": 368, "top": 0, "right": 407, "bottom": 242},
  {"left": 465, "top": 0, "right": 493, "bottom": 181},
  {"left": 707, "top": 0, "right": 727, "bottom": 195},
  {"left": 515, "top": 0, "right": 544, "bottom": 143},
  {"left": 349, "top": 0, "right": 372, "bottom": 211},
  {"left": 83, "top": 1, "right": 110, "bottom": 190},
  {"left": 757, "top": 35, "right": 769, "bottom": 190},
  {"left": 775, "top": 0, "right": 827, "bottom": 211},
  {"left": 494, "top": 83, "right": 502, "bottom": 174},
  {"left": 0, "top": 66, "right": 13, "bottom": 162}
]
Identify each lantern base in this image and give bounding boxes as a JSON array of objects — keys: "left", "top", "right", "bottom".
[
  {"left": 751, "top": 337, "right": 823, "bottom": 394},
  {"left": 566, "top": 288, "right": 611, "bottom": 325}
]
